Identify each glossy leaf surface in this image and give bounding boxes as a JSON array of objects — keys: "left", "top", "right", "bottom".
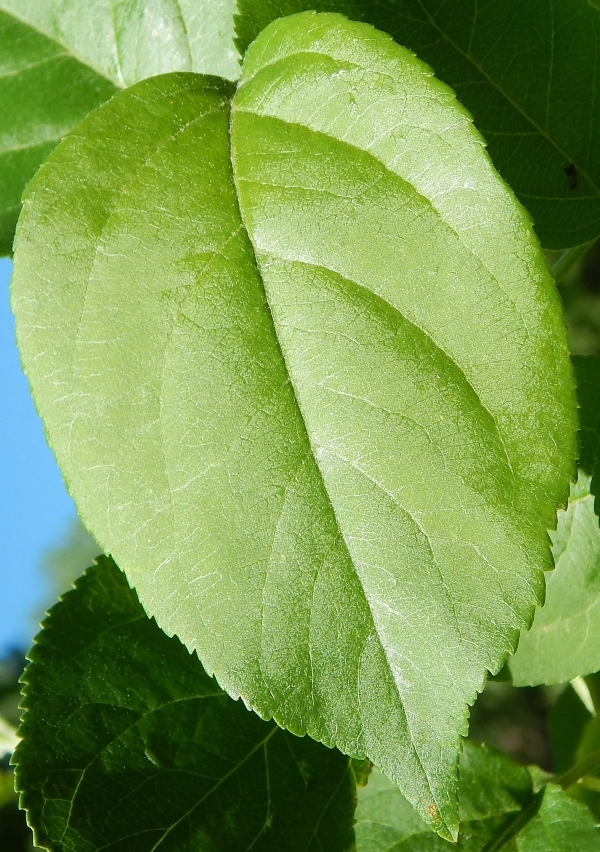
[
  {"left": 0, "top": 0, "right": 239, "bottom": 85},
  {"left": 235, "top": 0, "right": 600, "bottom": 248},
  {"left": 355, "top": 745, "right": 600, "bottom": 851},
  {"left": 11, "top": 14, "right": 577, "bottom": 838},
  {"left": 14, "top": 557, "right": 356, "bottom": 852},
  {"left": 0, "top": 11, "right": 116, "bottom": 255}
]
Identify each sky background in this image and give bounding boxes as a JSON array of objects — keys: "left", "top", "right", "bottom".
[{"left": 1, "top": 256, "right": 78, "bottom": 654}]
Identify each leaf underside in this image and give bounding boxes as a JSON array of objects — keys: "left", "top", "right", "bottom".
[
  {"left": 10, "top": 13, "right": 577, "bottom": 838},
  {"left": 14, "top": 557, "right": 356, "bottom": 852},
  {"left": 235, "top": 0, "right": 600, "bottom": 249}
]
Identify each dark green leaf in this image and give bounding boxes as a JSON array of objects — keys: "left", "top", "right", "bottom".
[
  {"left": 235, "top": 0, "right": 600, "bottom": 249},
  {"left": 0, "top": 11, "right": 117, "bottom": 255},
  {"left": 14, "top": 557, "right": 356, "bottom": 852},
  {"left": 11, "top": 14, "right": 577, "bottom": 838},
  {"left": 548, "top": 685, "right": 593, "bottom": 773},
  {"left": 575, "top": 355, "right": 600, "bottom": 509}
]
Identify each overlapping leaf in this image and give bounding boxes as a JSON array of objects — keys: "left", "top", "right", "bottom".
[
  {"left": 235, "top": 0, "right": 600, "bottom": 249},
  {"left": 0, "top": 1, "right": 239, "bottom": 256},
  {"left": 355, "top": 744, "right": 600, "bottom": 851},
  {"left": 0, "top": 12, "right": 116, "bottom": 255},
  {"left": 511, "top": 356, "right": 600, "bottom": 685},
  {"left": 10, "top": 13, "right": 577, "bottom": 838},
  {"left": 14, "top": 557, "right": 356, "bottom": 852}
]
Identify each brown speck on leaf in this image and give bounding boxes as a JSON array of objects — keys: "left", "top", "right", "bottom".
[
  {"left": 564, "top": 163, "right": 577, "bottom": 189},
  {"left": 428, "top": 803, "right": 438, "bottom": 819}
]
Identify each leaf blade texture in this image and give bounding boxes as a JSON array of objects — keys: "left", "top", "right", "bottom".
[
  {"left": 235, "top": 0, "right": 600, "bottom": 249},
  {"left": 13, "top": 557, "right": 356, "bottom": 852},
  {"left": 0, "top": 10, "right": 117, "bottom": 255},
  {"left": 10, "top": 13, "right": 577, "bottom": 839}
]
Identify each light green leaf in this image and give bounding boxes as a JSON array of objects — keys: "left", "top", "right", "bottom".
[
  {"left": 511, "top": 356, "right": 600, "bottom": 685},
  {"left": 0, "top": 716, "right": 17, "bottom": 759},
  {"left": 510, "top": 473, "right": 600, "bottom": 685},
  {"left": 0, "top": 11, "right": 117, "bottom": 255},
  {"left": 0, "top": 0, "right": 239, "bottom": 86},
  {"left": 235, "top": 0, "right": 600, "bottom": 249},
  {"left": 14, "top": 557, "right": 356, "bottom": 852},
  {"left": 355, "top": 745, "right": 600, "bottom": 851},
  {"left": 10, "top": 13, "right": 577, "bottom": 839}
]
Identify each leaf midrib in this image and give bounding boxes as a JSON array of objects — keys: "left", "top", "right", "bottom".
[{"left": 228, "top": 106, "right": 450, "bottom": 832}]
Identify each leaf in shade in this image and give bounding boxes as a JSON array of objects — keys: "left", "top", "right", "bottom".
[
  {"left": 13, "top": 557, "right": 356, "bottom": 852},
  {"left": 354, "top": 743, "right": 600, "bottom": 851}
]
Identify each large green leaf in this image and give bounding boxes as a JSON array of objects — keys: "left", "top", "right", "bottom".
[
  {"left": 355, "top": 745, "right": 600, "bottom": 851},
  {"left": 510, "top": 356, "right": 600, "bottom": 685},
  {"left": 235, "top": 0, "right": 600, "bottom": 249},
  {"left": 0, "top": 1, "right": 239, "bottom": 85},
  {"left": 14, "top": 557, "right": 356, "bottom": 852},
  {"left": 10, "top": 13, "right": 577, "bottom": 839},
  {"left": 0, "top": 11, "right": 117, "bottom": 255}
]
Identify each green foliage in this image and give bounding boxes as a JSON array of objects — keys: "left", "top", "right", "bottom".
[
  {"left": 0, "top": 11, "right": 117, "bottom": 255},
  {"left": 510, "top": 356, "right": 600, "bottom": 685},
  {"left": 4, "top": 3, "right": 600, "bottom": 849},
  {"left": 10, "top": 12, "right": 578, "bottom": 837},
  {"left": 576, "top": 355, "right": 600, "bottom": 508},
  {"left": 0, "top": 0, "right": 239, "bottom": 85},
  {"left": 510, "top": 471, "right": 600, "bottom": 684},
  {"left": 14, "top": 557, "right": 356, "bottom": 852},
  {"left": 354, "top": 743, "right": 600, "bottom": 850},
  {"left": 234, "top": 0, "right": 600, "bottom": 249}
]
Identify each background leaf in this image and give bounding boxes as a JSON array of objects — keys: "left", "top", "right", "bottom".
[
  {"left": 354, "top": 744, "right": 600, "bottom": 851},
  {"left": 14, "top": 557, "right": 356, "bottom": 852},
  {"left": 510, "top": 356, "right": 600, "bottom": 685},
  {"left": 0, "top": 11, "right": 116, "bottom": 255},
  {"left": 576, "top": 355, "right": 600, "bottom": 511},
  {"left": 0, "top": 0, "right": 239, "bottom": 85},
  {"left": 234, "top": 0, "right": 600, "bottom": 249},
  {"left": 11, "top": 14, "right": 576, "bottom": 839},
  {"left": 509, "top": 472, "right": 600, "bottom": 685}
]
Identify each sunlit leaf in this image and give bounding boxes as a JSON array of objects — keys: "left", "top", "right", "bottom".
[{"left": 11, "top": 13, "right": 577, "bottom": 837}]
